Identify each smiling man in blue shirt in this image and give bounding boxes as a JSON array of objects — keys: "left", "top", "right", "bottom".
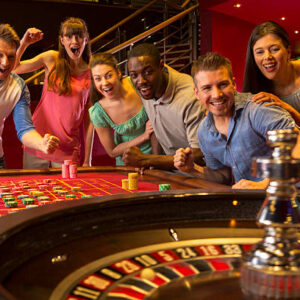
[{"left": 174, "top": 52, "right": 296, "bottom": 189}]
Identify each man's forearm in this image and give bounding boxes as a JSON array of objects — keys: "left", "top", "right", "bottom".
[
  {"left": 190, "top": 164, "right": 233, "bottom": 185},
  {"left": 141, "top": 154, "right": 175, "bottom": 170},
  {"left": 21, "top": 130, "right": 44, "bottom": 151}
]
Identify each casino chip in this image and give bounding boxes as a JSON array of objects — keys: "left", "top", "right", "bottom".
[
  {"left": 53, "top": 186, "right": 63, "bottom": 190},
  {"left": 128, "top": 173, "right": 138, "bottom": 190},
  {"left": 37, "top": 196, "right": 50, "bottom": 201},
  {"left": 159, "top": 184, "right": 171, "bottom": 191},
  {"left": 71, "top": 186, "right": 81, "bottom": 192},
  {"left": 26, "top": 204, "right": 39, "bottom": 209},
  {"left": 0, "top": 192, "right": 11, "bottom": 197},
  {"left": 5, "top": 201, "right": 18, "bottom": 208},
  {"left": 57, "top": 190, "right": 68, "bottom": 195},
  {"left": 81, "top": 194, "right": 92, "bottom": 198},
  {"left": 22, "top": 198, "right": 35, "bottom": 205},
  {"left": 65, "top": 194, "right": 76, "bottom": 198},
  {"left": 30, "top": 191, "right": 44, "bottom": 197},
  {"left": 39, "top": 201, "right": 51, "bottom": 205},
  {"left": 122, "top": 179, "right": 129, "bottom": 189},
  {"left": 3, "top": 197, "right": 15, "bottom": 203},
  {"left": 38, "top": 184, "right": 48, "bottom": 191},
  {"left": 17, "top": 194, "right": 29, "bottom": 199}
]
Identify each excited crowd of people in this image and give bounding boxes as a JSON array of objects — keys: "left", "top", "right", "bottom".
[{"left": 1, "top": 18, "right": 299, "bottom": 189}]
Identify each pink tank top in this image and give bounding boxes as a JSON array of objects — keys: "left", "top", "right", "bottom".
[{"left": 24, "top": 70, "right": 90, "bottom": 163}]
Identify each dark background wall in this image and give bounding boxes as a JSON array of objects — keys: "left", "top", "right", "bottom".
[{"left": 2, "top": 0, "right": 135, "bottom": 58}]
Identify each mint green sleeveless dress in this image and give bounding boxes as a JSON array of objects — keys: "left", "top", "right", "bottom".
[{"left": 89, "top": 103, "right": 152, "bottom": 165}]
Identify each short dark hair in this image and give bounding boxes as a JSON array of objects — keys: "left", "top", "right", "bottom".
[
  {"left": 128, "top": 43, "right": 161, "bottom": 66},
  {"left": 0, "top": 24, "right": 20, "bottom": 48},
  {"left": 192, "top": 52, "right": 233, "bottom": 86},
  {"left": 243, "top": 21, "right": 290, "bottom": 93}
]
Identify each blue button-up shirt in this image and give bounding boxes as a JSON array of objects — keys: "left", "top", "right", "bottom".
[{"left": 197, "top": 92, "right": 295, "bottom": 182}]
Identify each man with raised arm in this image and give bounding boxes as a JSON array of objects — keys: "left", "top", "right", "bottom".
[
  {"left": 123, "top": 43, "right": 206, "bottom": 170},
  {"left": 174, "top": 52, "right": 296, "bottom": 189},
  {"left": 0, "top": 24, "right": 59, "bottom": 168}
]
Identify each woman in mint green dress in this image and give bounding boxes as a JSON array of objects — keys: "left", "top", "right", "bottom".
[{"left": 89, "top": 52, "right": 153, "bottom": 165}]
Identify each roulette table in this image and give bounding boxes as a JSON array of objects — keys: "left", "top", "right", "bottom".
[{"left": 0, "top": 167, "right": 267, "bottom": 300}]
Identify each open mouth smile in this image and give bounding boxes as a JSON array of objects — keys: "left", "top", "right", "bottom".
[
  {"left": 209, "top": 99, "right": 226, "bottom": 107},
  {"left": 70, "top": 47, "right": 80, "bottom": 55},
  {"left": 263, "top": 61, "right": 277, "bottom": 72}
]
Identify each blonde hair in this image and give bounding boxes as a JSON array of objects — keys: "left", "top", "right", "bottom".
[{"left": 0, "top": 24, "right": 20, "bottom": 48}]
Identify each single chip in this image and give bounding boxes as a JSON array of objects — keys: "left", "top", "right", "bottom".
[
  {"left": 0, "top": 192, "right": 11, "bottom": 197},
  {"left": 81, "top": 194, "right": 92, "bottom": 198},
  {"left": 22, "top": 198, "right": 35, "bottom": 205},
  {"left": 122, "top": 179, "right": 129, "bottom": 189},
  {"left": 5, "top": 201, "right": 18, "bottom": 208},
  {"left": 26, "top": 204, "right": 39, "bottom": 209},
  {"left": 30, "top": 191, "right": 44, "bottom": 197},
  {"left": 71, "top": 186, "right": 81, "bottom": 192},
  {"left": 3, "top": 196, "right": 15, "bottom": 202},
  {"left": 159, "top": 184, "right": 171, "bottom": 191},
  {"left": 57, "top": 190, "right": 68, "bottom": 195},
  {"left": 53, "top": 186, "right": 63, "bottom": 190},
  {"left": 37, "top": 196, "right": 50, "bottom": 201},
  {"left": 39, "top": 201, "right": 51, "bottom": 205},
  {"left": 17, "top": 194, "right": 29, "bottom": 199},
  {"left": 22, "top": 186, "right": 31, "bottom": 190},
  {"left": 38, "top": 184, "right": 48, "bottom": 190},
  {"left": 65, "top": 194, "right": 76, "bottom": 198}
]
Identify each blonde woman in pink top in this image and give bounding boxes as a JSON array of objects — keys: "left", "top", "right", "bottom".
[{"left": 14, "top": 18, "right": 93, "bottom": 168}]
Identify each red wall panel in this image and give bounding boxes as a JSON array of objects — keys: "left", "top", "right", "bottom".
[{"left": 211, "top": 11, "right": 255, "bottom": 91}]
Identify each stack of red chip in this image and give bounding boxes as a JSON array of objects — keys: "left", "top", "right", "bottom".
[
  {"left": 62, "top": 160, "right": 72, "bottom": 179},
  {"left": 62, "top": 160, "right": 77, "bottom": 179},
  {"left": 69, "top": 164, "right": 77, "bottom": 178}
]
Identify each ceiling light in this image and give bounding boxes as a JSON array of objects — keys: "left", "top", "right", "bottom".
[
  {"left": 295, "top": 30, "right": 299, "bottom": 34},
  {"left": 234, "top": 3, "right": 241, "bottom": 8},
  {"left": 280, "top": 17, "right": 286, "bottom": 21}
]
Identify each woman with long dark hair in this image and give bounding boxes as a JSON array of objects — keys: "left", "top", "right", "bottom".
[{"left": 243, "top": 21, "right": 300, "bottom": 124}]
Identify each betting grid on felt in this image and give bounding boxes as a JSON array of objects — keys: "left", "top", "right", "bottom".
[{"left": 0, "top": 173, "right": 158, "bottom": 217}]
